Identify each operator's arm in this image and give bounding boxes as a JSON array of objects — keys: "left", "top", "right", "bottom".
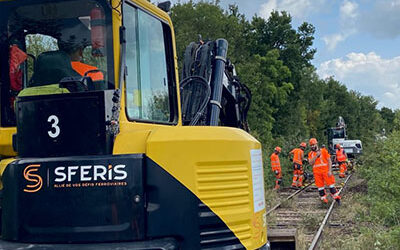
[
  {"left": 308, "top": 151, "right": 320, "bottom": 165},
  {"left": 328, "top": 157, "right": 333, "bottom": 175}
]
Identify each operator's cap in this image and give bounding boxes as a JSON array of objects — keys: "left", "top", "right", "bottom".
[{"left": 275, "top": 146, "right": 282, "bottom": 153}]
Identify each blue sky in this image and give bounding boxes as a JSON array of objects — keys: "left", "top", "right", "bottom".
[{"left": 170, "top": 0, "right": 400, "bottom": 110}]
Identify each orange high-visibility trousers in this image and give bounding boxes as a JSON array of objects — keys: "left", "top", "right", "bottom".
[
  {"left": 339, "top": 162, "right": 347, "bottom": 178},
  {"left": 314, "top": 171, "right": 335, "bottom": 189},
  {"left": 274, "top": 170, "right": 282, "bottom": 189},
  {"left": 292, "top": 164, "right": 304, "bottom": 187}
]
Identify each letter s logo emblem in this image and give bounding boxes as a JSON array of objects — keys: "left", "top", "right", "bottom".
[{"left": 23, "top": 164, "right": 43, "bottom": 193}]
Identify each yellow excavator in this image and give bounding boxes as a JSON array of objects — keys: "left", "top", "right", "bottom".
[{"left": 0, "top": 0, "right": 268, "bottom": 249}]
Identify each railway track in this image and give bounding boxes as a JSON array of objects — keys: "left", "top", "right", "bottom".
[{"left": 266, "top": 173, "right": 353, "bottom": 249}]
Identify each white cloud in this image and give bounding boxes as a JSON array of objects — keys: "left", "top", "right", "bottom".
[
  {"left": 322, "top": 0, "right": 359, "bottom": 51},
  {"left": 259, "top": 0, "right": 277, "bottom": 19},
  {"left": 259, "top": 0, "right": 325, "bottom": 20},
  {"left": 318, "top": 52, "right": 400, "bottom": 109},
  {"left": 322, "top": 34, "right": 347, "bottom": 51},
  {"left": 340, "top": 0, "right": 358, "bottom": 19}
]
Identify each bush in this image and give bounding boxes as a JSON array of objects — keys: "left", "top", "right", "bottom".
[{"left": 360, "top": 131, "right": 400, "bottom": 227}]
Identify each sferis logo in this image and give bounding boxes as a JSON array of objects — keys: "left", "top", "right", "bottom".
[{"left": 23, "top": 164, "right": 43, "bottom": 193}]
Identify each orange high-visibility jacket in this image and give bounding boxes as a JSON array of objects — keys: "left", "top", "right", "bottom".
[
  {"left": 336, "top": 148, "right": 347, "bottom": 162},
  {"left": 71, "top": 61, "right": 104, "bottom": 81},
  {"left": 270, "top": 153, "right": 281, "bottom": 171},
  {"left": 290, "top": 148, "right": 303, "bottom": 165},
  {"left": 308, "top": 148, "right": 330, "bottom": 173}
]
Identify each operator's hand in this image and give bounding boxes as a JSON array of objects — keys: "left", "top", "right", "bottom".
[{"left": 316, "top": 151, "right": 321, "bottom": 157}]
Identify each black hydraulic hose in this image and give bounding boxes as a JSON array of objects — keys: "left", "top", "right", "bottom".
[
  {"left": 208, "top": 39, "right": 228, "bottom": 126},
  {"left": 179, "top": 76, "right": 211, "bottom": 126}
]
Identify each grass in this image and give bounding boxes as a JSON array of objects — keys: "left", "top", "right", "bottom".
[{"left": 319, "top": 173, "right": 400, "bottom": 250}]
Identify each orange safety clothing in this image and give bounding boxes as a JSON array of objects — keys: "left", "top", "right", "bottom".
[
  {"left": 292, "top": 167, "right": 304, "bottom": 187},
  {"left": 336, "top": 148, "right": 347, "bottom": 162},
  {"left": 71, "top": 61, "right": 104, "bottom": 81},
  {"left": 336, "top": 148, "right": 347, "bottom": 178},
  {"left": 290, "top": 148, "right": 304, "bottom": 165},
  {"left": 339, "top": 162, "right": 347, "bottom": 178},
  {"left": 309, "top": 146, "right": 341, "bottom": 203},
  {"left": 270, "top": 153, "right": 281, "bottom": 171},
  {"left": 314, "top": 172, "right": 335, "bottom": 188},
  {"left": 274, "top": 170, "right": 282, "bottom": 190},
  {"left": 271, "top": 152, "right": 282, "bottom": 190},
  {"left": 308, "top": 148, "right": 330, "bottom": 174}
]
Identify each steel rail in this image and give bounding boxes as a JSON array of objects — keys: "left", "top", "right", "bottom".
[
  {"left": 308, "top": 174, "right": 353, "bottom": 250},
  {"left": 266, "top": 182, "right": 314, "bottom": 216}
]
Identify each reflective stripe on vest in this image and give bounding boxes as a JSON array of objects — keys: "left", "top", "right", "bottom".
[{"left": 310, "top": 151, "right": 328, "bottom": 169}]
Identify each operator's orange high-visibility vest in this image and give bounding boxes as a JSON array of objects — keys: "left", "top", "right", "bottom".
[
  {"left": 270, "top": 153, "right": 281, "bottom": 171},
  {"left": 290, "top": 148, "right": 303, "bottom": 165},
  {"left": 71, "top": 61, "right": 104, "bottom": 81},
  {"left": 336, "top": 149, "right": 347, "bottom": 162},
  {"left": 308, "top": 148, "right": 330, "bottom": 173}
]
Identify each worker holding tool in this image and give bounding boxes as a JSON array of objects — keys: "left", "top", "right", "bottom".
[
  {"left": 335, "top": 144, "right": 348, "bottom": 178},
  {"left": 289, "top": 142, "right": 306, "bottom": 188},
  {"left": 270, "top": 147, "right": 282, "bottom": 190},
  {"left": 308, "top": 138, "right": 341, "bottom": 204}
]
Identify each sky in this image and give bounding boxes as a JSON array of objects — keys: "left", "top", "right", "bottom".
[{"left": 169, "top": 0, "right": 400, "bottom": 110}]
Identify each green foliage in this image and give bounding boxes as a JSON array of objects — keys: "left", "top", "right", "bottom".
[
  {"left": 360, "top": 131, "right": 400, "bottom": 227},
  {"left": 170, "top": 1, "right": 398, "bottom": 188}
]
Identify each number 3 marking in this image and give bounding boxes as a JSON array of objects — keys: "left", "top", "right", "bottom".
[{"left": 48, "top": 115, "right": 60, "bottom": 138}]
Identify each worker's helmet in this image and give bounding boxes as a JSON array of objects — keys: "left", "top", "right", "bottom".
[
  {"left": 300, "top": 142, "right": 307, "bottom": 148},
  {"left": 58, "top": 22, "right": 91, "bottom": 54},
  {"left": 309, "top": 138, "right": 318, "bottom": 146},
  {"left": 336, "top": 144, "right": 341, "bottom": 149},
  {"left": 275, "top": 146, "right": 282, "bottom": 153}
]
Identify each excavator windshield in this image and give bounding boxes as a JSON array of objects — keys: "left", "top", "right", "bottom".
[{"left": 0, "top": 0, "right": 113, "bottom": 127}]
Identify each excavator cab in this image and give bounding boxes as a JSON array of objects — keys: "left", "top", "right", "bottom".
[{"left": 0, "top": 0, "right": 268, "bottom": 249}]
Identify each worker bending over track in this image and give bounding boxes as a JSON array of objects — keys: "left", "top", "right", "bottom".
[
  {"left": 335, "top": 144, "right": 348, "bottom": 178},
  {"left": 270, "top": 147, "right": 282, "bottom": 190},
  {"left": 308, "top": 138, "right": 341, "bottom": 204},
  {"left": 289, "top": 142, "right": 306, "bottom": 187}
]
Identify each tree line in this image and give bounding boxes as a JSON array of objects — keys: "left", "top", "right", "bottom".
[{"left": 170, "top": 1, "right": 399, "bottom": 154}]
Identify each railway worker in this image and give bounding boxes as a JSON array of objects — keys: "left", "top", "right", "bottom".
[
  {"left": 335, "top": 144, "right": 348, "bottom": 178},
  {"left": 270, "top": 147, "right": 282, "bottom": 190},
  {"left": 289, "top": 142, "right": 306, "bottom": 188},
  {"left": 308, "top": 138, "right": 341, "bottom": 204},
  {"left": 58, "top": 23, "right": 104, "bottom": 82}
]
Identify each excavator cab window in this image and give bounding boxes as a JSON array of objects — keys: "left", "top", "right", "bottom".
[
  {"left": 124, "top": 3, "right": 177, "bottom": 124},
  {"left": 332, "top": 128, "right": 345, "bottom": 139},
  {"left": 0, "top": 0, "right": 113, "bottom": 127}
]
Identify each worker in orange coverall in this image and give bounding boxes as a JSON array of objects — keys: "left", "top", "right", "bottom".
[
  {"left": 270, "top": 147, "right": 282, "bottom": 190},
  {"left": 289, "top": 142, "right": 306, "bottom": 187},
  {"left": 308, "top": 138, "right": 341, "bottom": 204},
  {"left": 335, "top": 144, "right": 348, "bottom": 178}
]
